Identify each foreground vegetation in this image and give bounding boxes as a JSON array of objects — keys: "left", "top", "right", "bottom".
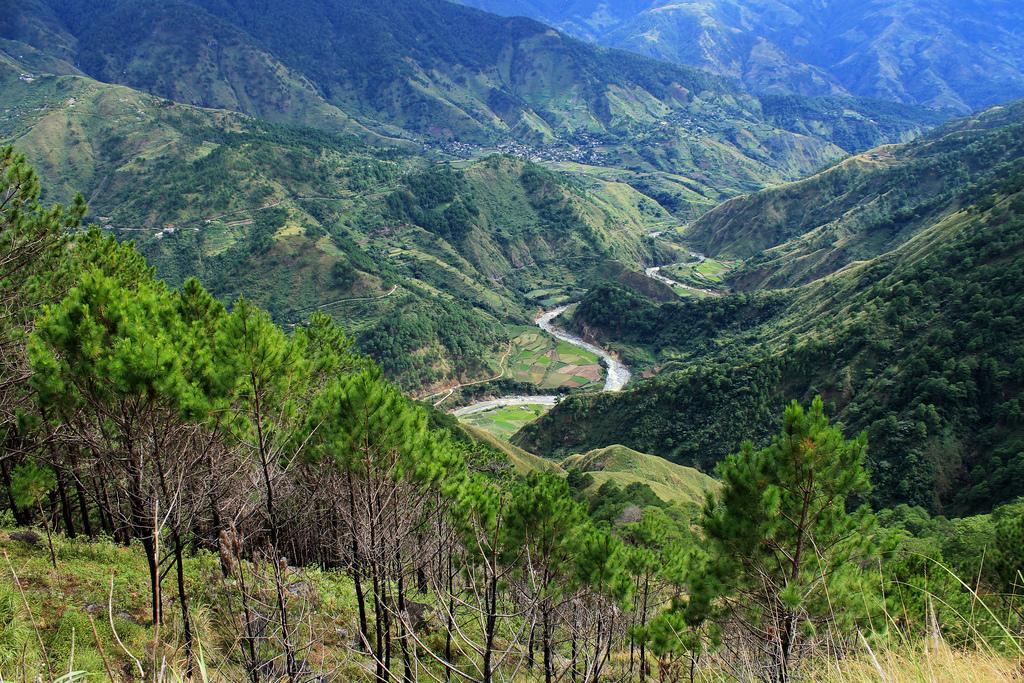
[{"left": 0, "top": 147, "right": 1021, "bottom": 682}]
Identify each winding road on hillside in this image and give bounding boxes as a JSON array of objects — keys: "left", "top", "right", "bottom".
[{"left": 431, "top": 342, "right": 514, "bottom": 407}]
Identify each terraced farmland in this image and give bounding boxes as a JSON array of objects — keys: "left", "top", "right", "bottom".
[
  {"left": 662, "top": 255, "right": 735, "bottom": 293},
  {"left": 504, "top": 327, "right": 603, "bottom": 390}
]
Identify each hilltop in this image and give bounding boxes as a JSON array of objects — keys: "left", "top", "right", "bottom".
[{"left": 562, "top": 445, "right": 717, "bottom": 507}]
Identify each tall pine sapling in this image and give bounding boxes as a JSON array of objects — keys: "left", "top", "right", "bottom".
[{"left": 695, "top": 396, "right": 879, "bottom": 682}]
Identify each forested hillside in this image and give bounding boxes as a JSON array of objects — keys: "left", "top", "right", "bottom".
[
  {"left": 518, "top": 103, "right": 1024, "bottom": 515},
  {"left": 461, "top": 0, "right": 1024, "bottom": 113},
  {"left": 1, "top": 148, "right": 1022, "bottom": 681},
  {"left": 0, "top": 57, "right": 680, "bottom": 392},
  {"left": 3, "top": 0, "right": 944, "bottom": 197},
  {"left": 0, "top": 0, "right": 953, "bottom": 395},
  {"left": 688, "top": 102, "right": 1024, "bottom": 289}
]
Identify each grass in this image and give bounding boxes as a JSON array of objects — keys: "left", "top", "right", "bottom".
[
  {"left": 694, "top": 258, "right": 732, "bottom": 281},
  {"left": 462, "top": 404, "right": 553, "bottom": 441},
  {"left": 673, "top": 284, "right": 713, "bottom": 298},
  {"left": 2, "top": 518, "right": 1021, "bottom": 682},
  {"left": 1, "top": 530, "right": 158, "bottom": 677},
  {"left": 682, "top": 639, "right": 1022, "bottom": 683},
  {"left": 814, "top": 640, "right": 1021, "bottom": 682},
  {"left": 0, "top": 526, "right": 361, "bottom": 681},
  {"left": 561, "top": 445, "right": 719, "bottom": 507},
  {"left": 460, "top": 424, "right": 565, "bottom": 475}
]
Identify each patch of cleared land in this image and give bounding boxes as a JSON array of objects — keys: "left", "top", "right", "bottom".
[
  {"left": 462, "top": 403, "right": 553, "bottom": 441},
  {"left": 503, "top": 326, "right": 603, "bottom": 390},
  {"left": 663, "top": 256, "right": 735, "bottom": 291}
]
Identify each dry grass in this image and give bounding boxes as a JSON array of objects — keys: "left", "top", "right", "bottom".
[{"left": 813, "top": 639, "right": 1021, "bottom": 682}]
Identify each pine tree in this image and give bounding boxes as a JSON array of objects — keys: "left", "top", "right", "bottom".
[
  {"left": 0, "top": 146, "right": 82, "bottom": 364},
  {"left": 214, "top": 297, "right": 311, "bottom": 681},
  {"left": 304, "top": 367, "right": 462, "bottom": 681},
  {"left": 9, "top": 460, "right": 57, "bottom": 567},
  {"left": 442, "top": 476, "right": 522, "bottom": 683},
  {"left": 696, "top": 396, "right": 879, "bottom": 682},
  {"left": 991, "top": 501, "right": 1024, "bottom": 629},
  {"left": 29, "top": 265, "right": 209, "bottom": 672},
  {"left": 571, "top": 525, "right": 632, "bottom": 682},
  {"left": 621, "top": 509, "right": 694, "bottom": 682},
  {"left": 0, "top": 146, "right": 82, "bottom": 527},
  {"left": 505, "top": 473, "right": 586, "bottom": 683}
]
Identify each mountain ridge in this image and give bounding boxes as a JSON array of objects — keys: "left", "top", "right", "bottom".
[
  {"left": 516, "top": 101, "right": 1024, "bottom": 515},
  {"left": 461, "top": 0, "right": 1024, "bottom": 113},
  {"left": 3, "top": 0, "right": 945, "bottom": 199},
  {"left": 684, "top": 101, "right": 1024, "bottom": 289},
  {"left": 0, "top": 57, "right": 679, "bottom": 392}
]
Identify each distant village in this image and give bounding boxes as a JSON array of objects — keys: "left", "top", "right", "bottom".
[{"left": 432, "top": 132, "right": 608, "bottom": 166}]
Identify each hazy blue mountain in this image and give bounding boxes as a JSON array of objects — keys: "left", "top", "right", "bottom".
[{"left": 461, "top": 0, "right": 1024, "bottom": 113}]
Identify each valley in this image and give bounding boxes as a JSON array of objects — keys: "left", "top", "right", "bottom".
[
  {"left": 451, "top": 247, "right": 738, "bottom": 439},
  {"left": 2, "top": 0, "right": 1018, "bottom": 516},
  {"left": 0, "top": 1, "right": 953, "bottom": 402},
  {"left": 518, "top": 101, "right": 1024, "bottom": 515},
  {"left": 0, "top": 1, "right": 1023, "bottom": 681},
  {"left": 644, "top": 253, "right": 732, "bottom": 297},
  {"left": 450, "top": 303, "right": 630, "bottom": 438}
]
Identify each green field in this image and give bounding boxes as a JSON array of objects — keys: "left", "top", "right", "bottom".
[
  {"left": 502, "top": 327, "right": 603, "bottom": 390},
  {"left": 524, "top": 285, "right": 574, "bottom": 308},
  {"left": 664, "top": 256, "right": 735, "bottom": 291},
  {"left": 462, "top": 404, "right": 553, "bottom": 440}
]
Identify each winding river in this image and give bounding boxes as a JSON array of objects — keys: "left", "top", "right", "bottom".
[
  {"left": 453, "top": 248, "right": 721, "bottom": 420},
  {"left": 536, "top": 307, "right": 631, "bottom": 391},
  {"left": 452, "top": 305, "right": 630, "bottom": 417}
]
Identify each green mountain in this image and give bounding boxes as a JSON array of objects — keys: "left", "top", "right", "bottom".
[
  {"left": 1, "top": 55, "right": 683, "bottom": 392},
  {"left": 516, "top": 102, "right": 1024, "bottom": 515},
  {"left": 1, "top": 0, "right": 1008, "bottom": 508},
  {"left": 0, "top": 0, "right": 952, "bottom": 395},
  {"left": 461, "top": 0, "right": 1024, "bottom": 113},
  {"left": 687, "top": 102, "right": 1024, "bottom": 289},
  {"left": 3, "top": 0, "right": 944, "bottom": 201}
]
